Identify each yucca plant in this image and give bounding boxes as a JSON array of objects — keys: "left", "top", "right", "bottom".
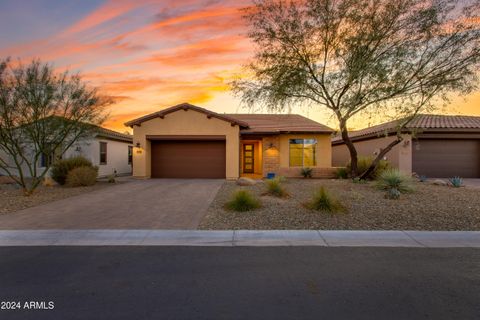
[
  {"left": 307, "top": 186, "right": 345, "bottom": 213},
  {"left": 225, "top": 190, "right": 261, "bottom": 212},
  {"left": 376, "top": 169, "right": 414, "bottom": 193},
  {"left": 265, "top": 177, "right": 288, "bottom": 197}
]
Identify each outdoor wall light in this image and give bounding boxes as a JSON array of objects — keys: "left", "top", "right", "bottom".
[{"left": 267, "top": 142, "right": 276, "bottom": 150}]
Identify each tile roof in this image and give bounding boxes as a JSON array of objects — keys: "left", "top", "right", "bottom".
[
  {"left": 95, "top": 126, "right": 132, "bottom": 143},
  {"left": 226, "top": 114, "right": 334, "bottom": 134},
  {"left": 123, "top": 103, "right": 334, "bottom": 134},
  {"left": 332, "top": 114, "right": 480, "bottom": 143}
]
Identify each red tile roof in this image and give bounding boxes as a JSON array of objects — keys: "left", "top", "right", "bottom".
[{"left": 332, "top": 114, "right": 480, "bottom": 143}]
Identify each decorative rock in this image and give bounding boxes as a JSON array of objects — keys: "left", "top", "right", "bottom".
[
  {"left": 236, "top": 177, "right": 257, "bottom": 186},
  {"left": 432, "top": 179, "right": 447, "bottom": 186},
  {"left": 43, "top": 176, "right": 58, "bottom": 187}
]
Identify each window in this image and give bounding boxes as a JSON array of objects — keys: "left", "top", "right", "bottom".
[
  {"left": 128, "top": 146, "right": 133, "bottom": 165},
  {"left": 289, "top": 139, "right": 317, "bottom": 167},
  {"left": 99, "top": 142, "right": 107, "bottom": 164},
  {"left": 40, "top": 152, "right": 53, "bottom": 167}
]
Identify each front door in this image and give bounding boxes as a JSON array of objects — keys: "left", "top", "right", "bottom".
[{"left": 243, "top": 144, "right": 254, "bottom": 173}]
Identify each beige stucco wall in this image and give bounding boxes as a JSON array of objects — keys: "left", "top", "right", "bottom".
[
  {"left": 131, "top": 109, "right": 240, "bottom": 179},
  {"left": 261, "top": 133, "right": 333, "bottom": 177},
  {"left": 331, "top": 134, "right": 412, "bottom": 174}
]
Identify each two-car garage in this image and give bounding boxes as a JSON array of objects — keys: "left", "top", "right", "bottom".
[
  {"left": 150, "top": 139, "right": 226, "bottom": 179},
  {"left": 412, "top": 139, "right": 480, "bottom": 178}
]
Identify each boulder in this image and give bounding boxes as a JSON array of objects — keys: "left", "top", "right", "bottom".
[
  {"left": 236, "top": 177, "right": 257, "bottom": 186},
  {"left": 432, "top": 179, "right": 447, "bottom": 186}
]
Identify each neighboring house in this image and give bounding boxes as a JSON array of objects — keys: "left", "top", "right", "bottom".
[
  {"left": 0, "top": 126, "right": 133, "bottom": 178},
  {"left": 124, "top": 103, "right": 336, "bottom": 179},
  {"left": 332, "top": 114, "right": 480, "bottom": 178}
]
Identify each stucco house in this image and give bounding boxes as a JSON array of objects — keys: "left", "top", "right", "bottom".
[
  {"left": 332, "top": 114, "right": 480, "bottom": 178},
  {"left": 125, "top": 103, "right": 336, "bottom": 179},
  {"left": 0, "top": 126, "right": 133, "bottom": 178}
]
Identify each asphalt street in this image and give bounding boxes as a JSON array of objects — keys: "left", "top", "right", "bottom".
[{"left": 0, "top": 246, "right": 479, "bottom": 320}]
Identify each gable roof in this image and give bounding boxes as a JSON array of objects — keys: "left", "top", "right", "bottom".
[
  {"left": 332, "top": 114, "right": 480, "bottom": 144},
  {"left": 124, "top": 103, "right": 249, "bottom": 128},
  {"left": 226, "top": 114, "right": 334, "bottom": 134}
]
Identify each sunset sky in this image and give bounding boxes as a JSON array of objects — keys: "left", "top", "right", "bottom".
[{"left": 0, "top": 0, "right": 479, "bottom": 132}]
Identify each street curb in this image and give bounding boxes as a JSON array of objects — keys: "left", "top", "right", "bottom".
[{"left": 0, "top": 230, "right": 479, "bottom": 247}]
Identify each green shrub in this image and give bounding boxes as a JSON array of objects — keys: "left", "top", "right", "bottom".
[
  {"left": 335, "top": 167, "right": 348, "bottom": 179},
  {"left": 66, "top": 166, "right": 98, "bottom": 187},
  {"left": 300, "top": 167, "right": 313, "bottom": 178},
  {"left": 51, "top": 156, "right": 95, "bottom": 185},
  {"left": 346, "top": 156, "right": 390, "bottom": 180},
  {"left": 448, "top": 176, "right": 463, "bottom": 188},
  {"left": 307, "top": 186, "right": 345, "bottom": 213},
  {"left": 376, "top": 169, "right": 414, "bottom": 193},
  {"left": 265, "top": 178, "right": 288, "bottom": 197},
  {"left": 226, "top": 190, "right": 261, "bottom": 212}
]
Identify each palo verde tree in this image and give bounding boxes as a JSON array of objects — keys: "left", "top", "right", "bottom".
[
  {"left": 233, "top": 0, "right": 480, "bottom": 178},
  {"left": 0, "top": 59, "right": 110, "bottom": 195}
]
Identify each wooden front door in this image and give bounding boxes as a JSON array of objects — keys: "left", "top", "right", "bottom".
[{"left": 243, "top": 144, "right": 254, "bottom": 173}]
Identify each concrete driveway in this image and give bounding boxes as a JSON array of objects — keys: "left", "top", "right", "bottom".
[{"left": 0, "top": 179, "right": 224, "bottom": 229}]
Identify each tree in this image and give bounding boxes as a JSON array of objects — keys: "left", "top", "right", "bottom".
[
  {"left": 233, "top": 0, "right": 480, "bottom": 178},
  {"left": 0, "top": 59, "right": 110, "bottom": 195}
]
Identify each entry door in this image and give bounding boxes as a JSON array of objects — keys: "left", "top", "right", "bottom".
[{"left": 243, "top": 144, "right": 254, "bottom": 173}]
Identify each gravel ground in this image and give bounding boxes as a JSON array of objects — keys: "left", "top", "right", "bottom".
[
  {"left": 0, "top": 182, "right": 117, "bottom": 215},
  {"left": 199, "top": 179, "right": 480, "bottom": 230}
]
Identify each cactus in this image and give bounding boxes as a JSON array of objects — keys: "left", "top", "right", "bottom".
[{"left": 385, "top": 188, "right": 401, "bottom": 200}]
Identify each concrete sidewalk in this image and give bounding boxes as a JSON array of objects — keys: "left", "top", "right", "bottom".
[{"left": 0, "top": 230, "right": 479, "bottom": 247}]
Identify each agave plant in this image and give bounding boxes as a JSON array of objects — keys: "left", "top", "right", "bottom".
[{"left": 448, "top": 176, "right": 463, "bottom": 188}]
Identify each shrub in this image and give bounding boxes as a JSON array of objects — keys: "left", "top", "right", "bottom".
[
  {"left": 352, "top": 177, "right": 367, "bottom": 184},
  {"left": 307, "top": 186, "right": 345, "bottom": 213},
  {"left": 265, "top": 178, "right": 288, "bottom": 197},
  {"left": 335, "top": 167, "right": 348, "bottom": 179},
  {"left": 376, "top": 169, "right": 414, "bottom": 193},
  {"left": 300, "top": 167, "right": 313, "bottom": 178},
  {"left": 346, "top": 156, "right": 390, "bottom": 180},
  {"left": 107, "top": 174, "right": 116, "bottom": 183},
  {"left": 51, "top": 156, "right": 95, "bottom": 185},
  {"left": 225, "top": 190, "right": 261, "bottom": 212},
  {"left": 66, "top": 166, "right": 98, "bottom": 187},
  {"left": 448, "top": 176, "right": 463, "bottom": 188}
]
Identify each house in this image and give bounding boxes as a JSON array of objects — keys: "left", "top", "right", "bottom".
[
  {"left": 0, "top": 125, "right": 133, "bottom": 178},
  {"left": 332, "top": 114, "right": 480, "bottom": 178},
  {"left": 124, "top": 103, "right": 336, "bottom": 179}
]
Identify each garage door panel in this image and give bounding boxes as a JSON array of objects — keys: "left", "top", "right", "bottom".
[
  {"left": 151, "top": 140, "right": 226, "bottom": 178},
  {"left": 413, "top": 139, "right": 480, "bottom": 178}
]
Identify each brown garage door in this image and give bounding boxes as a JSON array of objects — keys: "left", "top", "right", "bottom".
[
  {"left": 413, "top": 139, "right": 480, "bottom": 178},
  {"left": 151, "top": 140, "right": 226, "bottom": 178}
]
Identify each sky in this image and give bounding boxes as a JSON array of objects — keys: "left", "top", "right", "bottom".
[{"left": 0, "top": 0, "right": 479, "bottom": 133}]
